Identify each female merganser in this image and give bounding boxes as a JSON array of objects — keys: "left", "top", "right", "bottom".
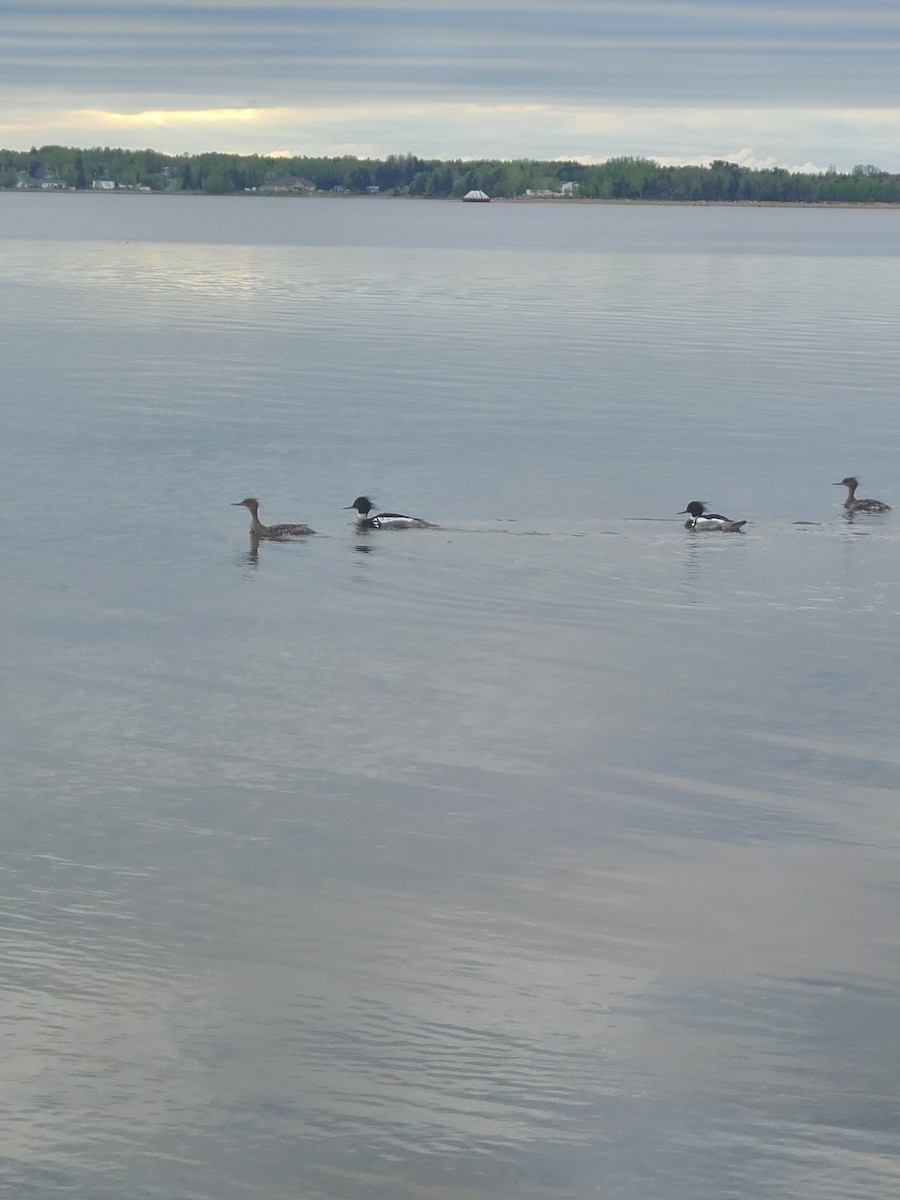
[
  {"left": 344, "top": 496, "right": 434, "bottom": 529},
  {"left": 678, "top": 500, "right": 747, "bottom": 532},
  {"left": 232, "top": 497, "right": 314, "bottom": 537},
  {"left": 833, "top": 476, "right": 891, "bottom": 514}
]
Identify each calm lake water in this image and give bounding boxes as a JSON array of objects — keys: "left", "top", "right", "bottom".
[{"left": 2, "top": 192, "right": 900, "bottom": 1199}]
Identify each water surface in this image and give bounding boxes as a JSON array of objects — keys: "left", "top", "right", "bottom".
[{"left": 2, "top": 193, "right": 900, "bottom": 1199}]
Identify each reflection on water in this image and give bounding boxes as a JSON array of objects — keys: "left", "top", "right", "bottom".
[
  {"left": 239, "top": 535, "right": 261, "bottom": 571},
  {"left": 2, "top": 195, "right": 900, "bottom": 1199}
]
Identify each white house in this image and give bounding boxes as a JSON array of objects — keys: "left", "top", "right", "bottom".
[{"left": 259, "top": 176, "right": 316, "bottom": 193}]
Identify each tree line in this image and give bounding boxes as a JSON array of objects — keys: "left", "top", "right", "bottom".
[{"left": 3, "top": 144, "right": 900, "bottom": 204}]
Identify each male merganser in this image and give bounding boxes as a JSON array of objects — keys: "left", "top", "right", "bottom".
[
  {"left": 231, "top": 497, "right": 314, "bottom": 537},
  {"left": 833, "top": 476, "right": 891, "bottom": 514},
  {"left": 344, "top": 496, "right": 434, "bottom": 529},
  {"left": 678, "top": 500, "right": 747, "bottom": 532}
]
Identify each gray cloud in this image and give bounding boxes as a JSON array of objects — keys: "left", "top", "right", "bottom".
[{"left": 2, "top": 2, "right": 899, "bottom": 168}]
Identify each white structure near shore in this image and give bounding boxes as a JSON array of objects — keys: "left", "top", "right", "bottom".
[{"left": 462, "top": 189, "right": 491, "bottom": 202}]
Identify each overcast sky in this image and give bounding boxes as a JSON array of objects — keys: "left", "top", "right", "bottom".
[{"left": 3, "top": 1, "right": 899, "bottom": 171}]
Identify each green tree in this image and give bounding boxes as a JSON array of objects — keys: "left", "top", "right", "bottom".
[
  {"left": 202, "top": 169, "right": 234, "bottom": 194},
  {"left": 344, "top": 165, "right": 372, "bottom": 192}
]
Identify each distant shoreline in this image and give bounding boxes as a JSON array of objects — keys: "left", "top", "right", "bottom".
[
  {"left": 6, "top": 190, "right": 900, "bottom": 210},
  {"left": 7, "top": 147, "right": 898, "bottom": 205},
  {"left": 503, "top": 197, "right": 900, "bottom": 210}
]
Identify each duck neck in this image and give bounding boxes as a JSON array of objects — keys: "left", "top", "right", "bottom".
[{"left": 247, "top": 504, "right": 267, "bottom": 535}]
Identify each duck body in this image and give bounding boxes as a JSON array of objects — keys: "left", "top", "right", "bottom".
[
  {"left": 344, "top": 496, "right": 434, "bottom": 529},
  {"left": 232, "top": 497, "right": 314, "bottom": 537},
  {"left": 678, "top": 500, "right": 747, "bottom": 532},
  {"left": 833, "top": 477, "right": 890, "bottom": 514}
]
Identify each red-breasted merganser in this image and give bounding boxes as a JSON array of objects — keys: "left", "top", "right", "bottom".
[
  {"left": 678, "top": 500, "right": 747, "bottom": 532},
  {"left": 232, "top": 498, "right": 315, "bottom": 537},
  {"left": 344, "top": 496, "right": 434, "bottom": 529},
  {"left": 833, "top": 477, "right": 891, "bottom": 514}
]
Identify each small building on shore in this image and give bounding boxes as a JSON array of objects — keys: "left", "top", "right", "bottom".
[
  {"left": 259, "top": 176, "right": 317, "bottom": 194},
  {"left": 462, "top": 189, "right": 491, "bottom": 203}
]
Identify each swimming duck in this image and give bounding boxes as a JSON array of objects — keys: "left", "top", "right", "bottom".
[
  {"left": 232, "top": 497, "right": 315, "bottom": 537},
  {"left": 344, "top": 496, "right": 434, "bottom": 529},
  {"left": 678, "top": 500, "right": 747, "bottom": 532},
  {"left": 833, "top": 477, "right": 890, "bottom": 514}
]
